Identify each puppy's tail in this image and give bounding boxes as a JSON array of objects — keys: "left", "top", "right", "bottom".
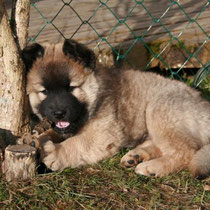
[{"left": 188, "top": 144, "right": 210, "bottom": 179}]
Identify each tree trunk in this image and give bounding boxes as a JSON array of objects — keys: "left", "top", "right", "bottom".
[
  {"left": 2, "top": 144, "right": 36, "bottom": 181},
  {"left": 0, "top": 136, "right": 5, "bottom": 169},
  {"left": 0, "top": 0, "right": 30, "bottom": 144},
  {"left": 11, "top": 0, "right": 30, "bottom": 50}
]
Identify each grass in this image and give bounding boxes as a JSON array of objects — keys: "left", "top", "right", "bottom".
[
  {"left": 200, "top": 74, "right": 210, "bottom": 101},
  {"left": 0, "top": 151, "right": 210, "bottom": 209},
  {"left": 0, "top": 75, "right": 210, "bottom": 210}
]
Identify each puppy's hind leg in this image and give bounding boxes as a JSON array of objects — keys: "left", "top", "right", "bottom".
[
  {"left": 121, "top": 139, "right": 162, "bottom": 168},
  {"left": 188, "top": 144, "right": 210, "bottom": 179},
  {"left": 134, "top": 129, "right": 197, "bottom": 177}
]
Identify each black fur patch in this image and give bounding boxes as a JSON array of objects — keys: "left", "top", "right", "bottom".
[
  {"left": 63, "top": 39, "right": 96, "bottom": 70},
  {"left": 22, "top": 43, "right": 45, "bottom": 71},
  {"left": 39, "top": 92, "right": 87, "bottom": 134},
  {"left": 41, "top": 62, "right": 71, "bottom": 90}
]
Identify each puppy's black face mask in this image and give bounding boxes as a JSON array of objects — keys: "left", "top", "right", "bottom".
[{"left": 38, "top": 87, "right": 87, "bottom": 134}]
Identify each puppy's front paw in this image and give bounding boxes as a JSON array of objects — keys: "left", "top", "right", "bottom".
[
  {"left": 17, "top": 133, "right": 40, "bottom": 148},
  {"left": 121, "top": 148, "right": 150, "bottom": 169},
  {"left": 121, "top": 153, "right": 142, "bottom": 168},
  {"left": 41, "top": 141, "right": 67, "bottom": 171}
]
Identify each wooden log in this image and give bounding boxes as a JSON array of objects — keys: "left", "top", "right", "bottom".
[{"left": 2, "top": 144, "right": 36, "bottom": 182}]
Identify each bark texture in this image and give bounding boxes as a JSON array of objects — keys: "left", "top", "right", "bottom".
[
  {"left": 12, "top": 0, "right": 30, "bottom": 50},
  {"left": 2, "top": 144, "right": 36, "bottom": 181},
  {"left": 0, "top": 136, "right": 4, "bottom": 169},
  {"left": 0, "top": 0, "right": 30, "bottom": 143}
]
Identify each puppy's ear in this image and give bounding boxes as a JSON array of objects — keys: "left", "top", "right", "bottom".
[
  {"left": 63, "top": 39, "right": 96, "bottom": 70},
  {"left": 22, "top": 43, "right": 45, "bottom": 71}
]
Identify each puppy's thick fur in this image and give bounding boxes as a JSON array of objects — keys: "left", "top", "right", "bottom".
[{"left": 22, "top": 39, "right": 210, "bottom": 178}]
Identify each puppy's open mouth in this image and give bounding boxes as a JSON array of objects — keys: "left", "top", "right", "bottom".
[
  {"left": 53, "top": 121, "right": 71, "bottom": 133},
  {"left": 56, "top": 121, "right": 70, "bottom": 129}
]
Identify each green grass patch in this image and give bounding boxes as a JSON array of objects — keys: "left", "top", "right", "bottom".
[
  {"left": 0, "top": 151, "right": 210, "bottom": 209},
  {"left": 200, "top": 74, "right": 210, "bottom": 101}
]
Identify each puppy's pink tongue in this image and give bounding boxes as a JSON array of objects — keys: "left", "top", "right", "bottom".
[{"left": 56, "top": 121, "right": 70, "bottom": 129}]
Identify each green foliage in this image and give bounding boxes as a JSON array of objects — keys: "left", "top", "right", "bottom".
[{"left": 200, "top": 75, "right": 210, "bottom": 101}]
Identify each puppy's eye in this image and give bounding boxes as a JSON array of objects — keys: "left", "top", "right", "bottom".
[{"left": 41, "top": 89, "right": 48, "bottom": 95}]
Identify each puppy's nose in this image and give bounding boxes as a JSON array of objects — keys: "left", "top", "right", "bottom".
[{"left": 54, "top": 110, "right": 66, "bottom": 119}]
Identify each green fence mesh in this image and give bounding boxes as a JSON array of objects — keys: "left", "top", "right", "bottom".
[{"left": 29, "top": 0, "right": 210, "bottom": 84}]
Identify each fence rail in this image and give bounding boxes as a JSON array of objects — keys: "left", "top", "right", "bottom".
[{"left": 6, "top": 0, "right": 210, "bottom": 81}]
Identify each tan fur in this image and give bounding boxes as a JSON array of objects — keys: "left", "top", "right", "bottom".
[{"left": 26, "top": 43, "right": 210, "bottom": 178}]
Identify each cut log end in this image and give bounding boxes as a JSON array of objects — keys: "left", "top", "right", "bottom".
[{"left": 2, "top": 144, "right": 37, "bottom": 182}]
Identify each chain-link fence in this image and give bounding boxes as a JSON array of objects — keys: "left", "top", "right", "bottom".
[{"left": 28, "top": 0, "right": 209, "bottom": 84}]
